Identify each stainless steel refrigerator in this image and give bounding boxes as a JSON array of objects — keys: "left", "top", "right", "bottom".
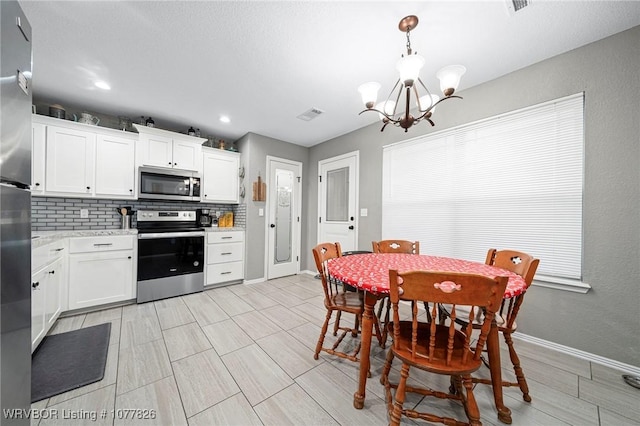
[{"left": 1, "top": 0, "right": 32, "bottom": 422}]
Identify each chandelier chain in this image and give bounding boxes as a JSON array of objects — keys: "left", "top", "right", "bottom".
[{"left": 405, "top": 28, "right": 412, "bottom": 55}]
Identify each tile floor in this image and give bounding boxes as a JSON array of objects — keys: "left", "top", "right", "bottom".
[{"left": 31, "top": 274, "right": 639, "bottom": 425}]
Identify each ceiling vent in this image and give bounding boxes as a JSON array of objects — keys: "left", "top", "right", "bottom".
[
  {"left": 505, "top": 0, "right": 531, "bottom": 15},
  {"left": 297, "top": 108, "right": 324, "bottom": 121}
]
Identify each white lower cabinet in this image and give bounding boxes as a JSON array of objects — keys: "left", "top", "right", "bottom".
[
  {"left": 68, "top": 235, "right": 136, "bottom": 310},
  {"left": 32, "top": 241, "right": 66, "bottom": 353},
  {"left": 206, "top": 230, "right": 244, "bottom": 285},
  {"left": 31, "top": 266, "right": 47, "bottom": 351}
]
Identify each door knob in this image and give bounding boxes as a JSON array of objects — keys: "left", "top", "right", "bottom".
[
  {"left": 348, "top": 225, "right": 355, "bottom": 230},
  {"left": 270, "top": 224, "right": 275, "bottom": 228}
]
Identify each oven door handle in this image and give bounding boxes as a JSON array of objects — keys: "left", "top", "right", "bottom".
[{"left": 138, "top": 231, "right": 205, "bottom": 239}]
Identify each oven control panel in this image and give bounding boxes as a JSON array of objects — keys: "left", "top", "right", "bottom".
[{"left": 137, "top": 210, "right": 196, "bottom": 222}]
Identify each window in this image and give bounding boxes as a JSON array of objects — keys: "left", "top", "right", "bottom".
[{"left": 382, "top": 93, "right": 588, "bottom": 292}]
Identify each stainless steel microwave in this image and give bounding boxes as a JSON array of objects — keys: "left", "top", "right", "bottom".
[{"left": 138, "top": 166, "right": 201, "bottom": 201}]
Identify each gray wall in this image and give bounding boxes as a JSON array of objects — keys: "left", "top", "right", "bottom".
[
  {"left": 304, "top": 26, "right": 640, "bottom": 366},
  {"left": 236, "top": 132, "right": 309, "bottom": 280}
]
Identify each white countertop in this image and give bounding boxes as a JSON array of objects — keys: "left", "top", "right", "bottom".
[
  {"left": 32, "top": 229, "right": 138, "bottom": 248},
  {"left": 32, "top": 227, "right": 243, "bottom": 248},
  {"left": 205, "top": 227, "right": 244, "bottom": 232}
]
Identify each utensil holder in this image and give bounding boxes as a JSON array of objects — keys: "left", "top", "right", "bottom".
[{"left": 121, "top": 215, "right": 131, "bottom": 230}]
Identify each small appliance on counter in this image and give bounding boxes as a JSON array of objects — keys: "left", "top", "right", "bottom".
[{"left": 196, "top": 208, "right": 215, "bottom": 227}]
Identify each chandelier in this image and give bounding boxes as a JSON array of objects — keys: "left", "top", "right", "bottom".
[{"left": 358, "top": 15, "right": 466, "bottom": 132}]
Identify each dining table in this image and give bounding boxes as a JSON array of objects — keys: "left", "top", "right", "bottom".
[{"left": 327, "top": 252, "right": 528, "bottom": 425}]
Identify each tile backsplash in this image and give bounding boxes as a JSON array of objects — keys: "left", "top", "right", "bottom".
[{"left": 32, "top": 197, "right": 246, "bottom": 231}]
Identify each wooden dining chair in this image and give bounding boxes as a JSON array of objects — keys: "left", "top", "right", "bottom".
[
  {"left": 439, "top": 248, "right": 540, "bottom": 402},
  {"left": 311, "top": 242, "right": 365, "bottom": 362},
  {"left": 372, "top": 239, "right": 421, "bottom": 346},
  {"left": 372, "top": 239, "right": 420, "bottom": 254},
  {"left": 381, "top": 269, "right": 508, "bottom": 426}
]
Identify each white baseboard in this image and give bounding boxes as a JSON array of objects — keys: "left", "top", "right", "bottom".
[{"left": 513, "top": 332, "right": 640, "bottom": 376}]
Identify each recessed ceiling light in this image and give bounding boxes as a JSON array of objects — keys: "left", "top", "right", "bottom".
[
  {"left": 219, "top": 115, "right": 230, "bottom": 123},
  {"left": 95, "top": 81, "right": 111, "bottom": 90}
]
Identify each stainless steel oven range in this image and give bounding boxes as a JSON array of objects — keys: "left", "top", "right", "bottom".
[{"left": 136, "top": 210, "right": 205, "bottom": 303}]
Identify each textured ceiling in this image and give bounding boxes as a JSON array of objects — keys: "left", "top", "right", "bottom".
[{"left": 20, "top": 1, "right": 640, "bottom": 147}]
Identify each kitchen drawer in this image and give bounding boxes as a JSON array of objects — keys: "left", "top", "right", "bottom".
[
  {"left": 206, "top": 261, "right": 244, "bottom": 284},
  {"left": 207, "top": 242, "right": 243, "bottom": 264},
  {"left": 207, "top": 230, "right": 244, "bottom": 244},
  {"left": 32, "top": 240, "right": 66, "bottom": 272},
  {"left": 69, "top": 235, "right": 134, "bottom": 253}
]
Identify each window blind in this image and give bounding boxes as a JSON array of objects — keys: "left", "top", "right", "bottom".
[{"left": 382, "top": 93, "right": 584, "bottom": 280}]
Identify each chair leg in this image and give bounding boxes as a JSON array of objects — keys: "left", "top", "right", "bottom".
[
  {"left": 459, "top": 374, "right": 481, "bottom": 426},
  {"left": 380, "top": 347, "right": 395, "bottom": 385},
  {"left": 381, "top": 351, "right": 395, "bottom": 415},
  {"left": 314, "top": 310, "right": 332, "bottom": 360},
  {"left": 352, "top": 313, "right": 360, "bottom": 337},
  {"left": 333, "top": 311, "right": 342, "bottom": 336},
  {"left": 390, "top": 363, "right": 410, "bottom": 426},
  {"left": 372, "top": 312, "right": 384, "bottom": 347},
  {"left": 504, "top": 331, "right": 531, "bottom": 402},
  {"left": 376, "top": 298, "right": 384, "bottom": 320},
  {"left": 379, "top": 299, "right": 391, "bottom": 347}
]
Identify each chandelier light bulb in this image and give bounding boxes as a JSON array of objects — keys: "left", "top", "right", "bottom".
[
  {"left": 375, "top": 100, "right": 396, "bottom": 120},
  {"left": 418, "top": 94, "right": 440, "bottom": 113},
  {"left": 436, "top": 65, "right": 466, "bottom": 96},
  {"left": 358, "top": 82, "right": 381, "bottom": 109},
  {"left": 396, "top": 54, "right": 425, "bottom": 87}
]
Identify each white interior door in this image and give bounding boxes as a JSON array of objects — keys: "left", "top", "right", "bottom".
[
  {"left": 266, "top": 157, "right": 302, "bottom": 279},
  {"left": 318, "top": 151, "right": 359, "bottom": 252}
]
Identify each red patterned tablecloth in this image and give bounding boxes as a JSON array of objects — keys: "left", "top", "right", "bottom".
[{"left": 328, "top": 253, "right": 527, "bottom": 298}]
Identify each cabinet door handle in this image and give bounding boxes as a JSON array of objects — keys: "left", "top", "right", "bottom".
[
  {"left": 48, "top": 270, "right": 55, "bottom": 275},
  {"left": 221, "top": 271, "right": 231, "bottom": 275},
  {"left": 32, "top": 282, "right": 40, "bottom": 289},
  {"left": 129, "top": 189, "right": 133, "bottom": 192},
  {"left": 86, "top": 186, "right": 91, "bottom": 190},
  {"left": 127, "top": 256, "right": 132, "bottom": 259},
  {"left": 35, "top": 182, "right": 40, "bottom": 186},
  {"left": 221, "top": 252, "right": 232, "bottom": 255},
  {"left": 93, "top": 243, "right": 113, "bottom": 247},
  {"left": 168, "top": 162, "right": 172, "bottom": 165},
  {"left": 52, "top": 248, "right": 64, "bottom": 252},
  {"left": 221, "top": 236, "right": 232, "bottom": 239},
  {"left": 174, "top": 163, "right": 177, "bottom": 166}
]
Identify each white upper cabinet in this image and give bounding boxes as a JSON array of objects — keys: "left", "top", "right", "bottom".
[
  {"left": 202, "top": 147, "right": 240, "bottom": 204},
  {"left": 45, "top": 125, "right": 96, "bottom": 196},
  {"left": 95, "top": 134, "right": 136, "bottom": 199},
  {"left": 173, "top": 138, "right": 202, "bottom": 171},
  {"left": 134, "top": 124, "right": 205, "bottom": 172},
  {"left": 33, "top": 115, "right": 138, "bottom": 200},
  {"left": 140, "top": 133, "right": 173, "bottom": 168}
]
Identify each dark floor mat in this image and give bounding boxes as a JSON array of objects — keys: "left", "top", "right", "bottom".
[{"left": 31, "top": 323, "right": 111, "bottom": 402}]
